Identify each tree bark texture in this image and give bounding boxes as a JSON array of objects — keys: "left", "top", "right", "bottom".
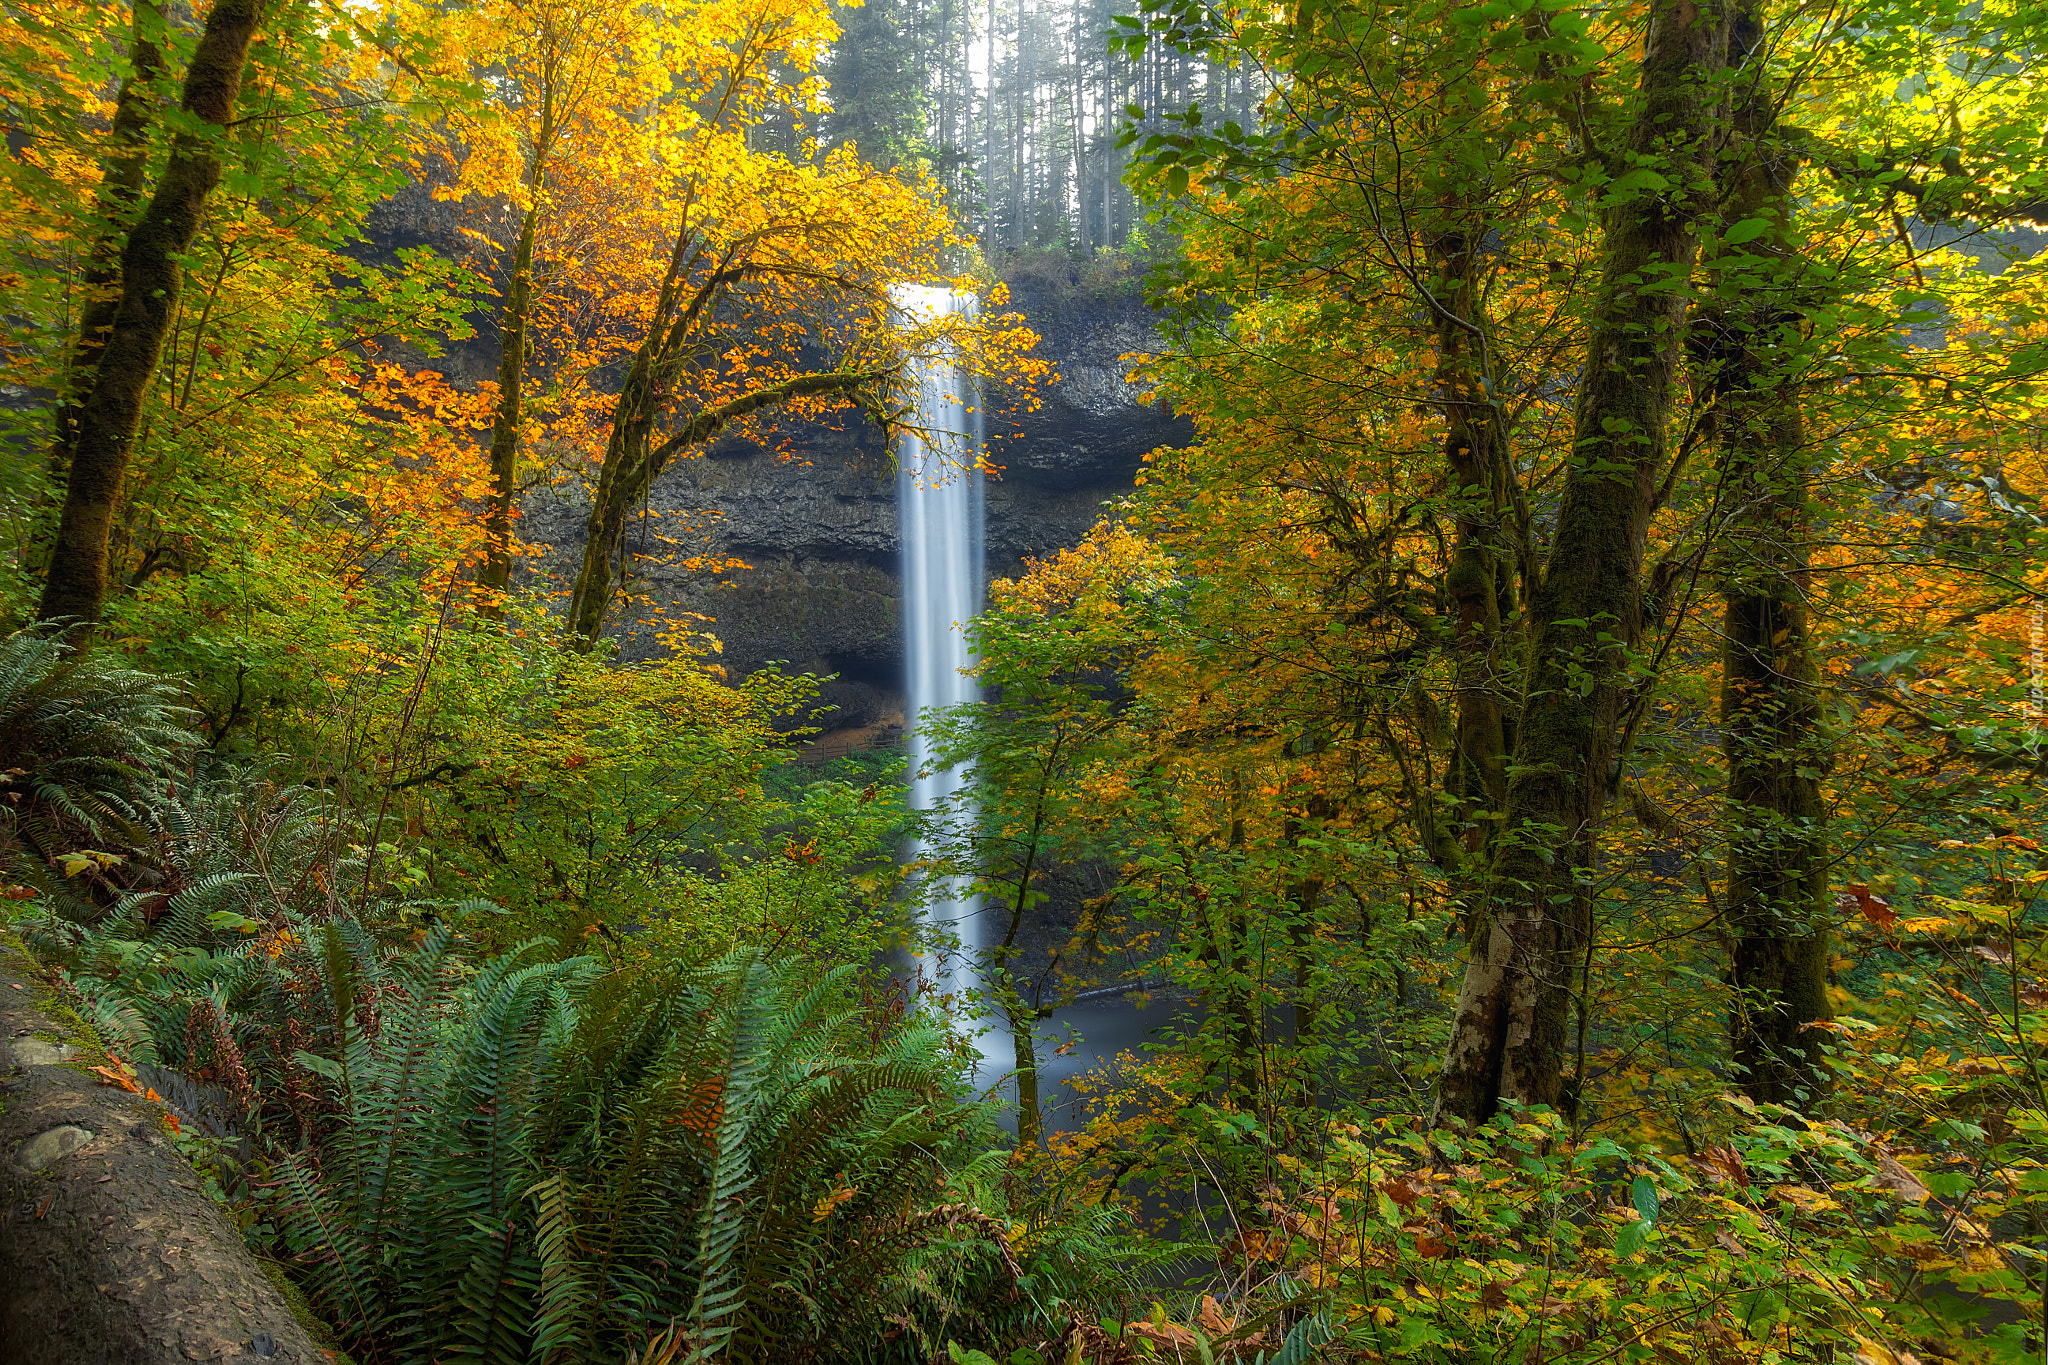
[
  {"left": 478, "top": 197, "right": 543, "bottom": 604},
  {"left": 995, "top": 794, "right": 1050, "bottom": 1148},
  {"left": 1430, "top": 232, "right": 1515, "bottom": 868},
  {"left": 1713, "top": 4, "right": 1834, "bottom": 1107},
  {"left": 1283, "top": 790, "right": 1337, "bottom": 1110},
  {"left": 1435, "top": 0, "right": 1732, "bottom": 1127},
  {"left": 37, "top": 0, "right": 262, "bottom": 631},
  {"left": 49, "top": 0, "right": 164, "bottom": 487}
]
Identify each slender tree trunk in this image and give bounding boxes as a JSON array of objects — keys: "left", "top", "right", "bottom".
[
  {"left": 50, "top": 0, "right": 164, "bottom": 487},
  {"left": 39, "top": 0, "right": 262, "bottom": 631},
  {"left": 1218, "top": 778, "right": 1261, "bottom": 1108},
  {"left": 996, "top": 809, "right": 1049, "bottom": 1147},
  {"left": 1435, "top": 0, "right": 1731, "bottom": 1126},
  {"left": 1720, "top": 400, "right": 1831, "bottom": 1105},
  {"left": 1070, "top": 0, "right": 1087, "bottom": 251},
  {"left": 478, "top": 195, "right": 543, "bottom": 607},
  {"left": 1713, "top": 4, "right": 1833, "bottom": 1107},
  {"left": 985, "top": 0, "right": 997, "bottom": 258},
  {"left": 1008, "top": 3, "right": 1022, "bottom": 249},
  {"left": 1284, "top": 791, "right": 1335, "bottom": 1110},
  {"left": 481, "top": 38, "right": 565, "bottom": 607}
]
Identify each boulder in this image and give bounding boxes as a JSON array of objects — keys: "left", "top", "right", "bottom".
[{"left": 0, "top": 946, "right": 325, "bottom": 1365}]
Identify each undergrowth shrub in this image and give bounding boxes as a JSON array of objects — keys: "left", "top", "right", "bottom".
[
  {"left": 0, "top": 643, "right": 1167, "bottom": 1363},
  {"left": 256, "top": 941, "right": 1126, "bottom": 1363},
  {"left": 19, "top": 768, "right": 469, "bottom": 1141},
  {"left": 1102, "top": 1104, "right": 2039, "bottom": 1365},
  {"left": 27, "top": 852, "right": 1159, "bottom": 1363}
]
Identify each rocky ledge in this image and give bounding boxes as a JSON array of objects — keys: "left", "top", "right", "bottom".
[{"left": 514, "top": 266, "right": 1188, "bottom": 733}]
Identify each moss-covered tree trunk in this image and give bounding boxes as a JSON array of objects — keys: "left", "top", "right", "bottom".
[
  {"left": 1431, "top": 233, "right": 1514, "bottom": 863},
  {"left": 49, "top": 0, "right": 163, "bottom": 488},
  {"left": 1435, "top": 0, "right": 1732, "bottom": 1127},
  {"left": 1283, "top": 790, "right": 1337, "bottom": 1112},
  {"left": 993, "top": 793, "right": 1052, "bottom": 1148},
  {"left": 478, "top": 198, "right": 543, "bottom": 607},
  {"left": 477, "top": 57, "right": 565, "bottom": 610},
  {"left": 37, "top": 0, "right": 262, "bottom": 631},
  {"left": 566, "top": 340, "right": 667, "bottom": 647},
  {"left": 1721, "top": 417, "right": 1831, "bottom": 1105},
  {"left": 1713, "top": 4, "right": 1833, "bottom": 1108}
]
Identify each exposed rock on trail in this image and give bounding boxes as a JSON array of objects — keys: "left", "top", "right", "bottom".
[{"left": 0, "top": 946, "right": 323, "bottom": 1365}]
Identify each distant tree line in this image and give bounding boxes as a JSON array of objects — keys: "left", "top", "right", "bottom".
[{"left": 810, "top": 0, "right": 1264, "bottom": 258}]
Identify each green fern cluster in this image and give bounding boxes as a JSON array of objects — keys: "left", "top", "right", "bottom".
[
  {"left": 49, "top": 878, "right": 1161, "bottom": 1362},
  {"left": 259, "top": 941, "right": 1051, "bottom": 1364},
  {"left": 0, "top": 638, "right": 1164, "bottom": 1362},
  {"left": 0, "top": 626, "right": 195, "bottom": 872},
  {"left": 24, "top": 772, "right": 475, "bottom": 1141}
]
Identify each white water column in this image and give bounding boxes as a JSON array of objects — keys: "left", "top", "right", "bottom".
[{"left": 893, "top": 285, "right": 985, "bottom": 1004}]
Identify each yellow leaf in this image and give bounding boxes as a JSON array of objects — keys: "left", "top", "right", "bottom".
[
  {"left": 810, "top": 1182, "right": 857, "bottom": 1222},
  {"left": 1772, "top": 1185, "right": 1837, "bottom": 1213}
]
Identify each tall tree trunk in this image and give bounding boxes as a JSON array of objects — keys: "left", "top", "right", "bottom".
[
  {"left": 1284, "top": 791, "right": 1336, "bottom": 1111},
  {"left": 995, "top": 806, "right": 1049, "bottom": 1147},
  {"left": 985, "top": 0, "right": 998, "bottom": 258},
  {"left": 1430, "top": 228, "right": 1514, "bottom": 869},
  {"left": 1434, "top": 0, "right": 1731, "bottom": 1126},
  {"left": 38, "top": 0, "right": 263, "bottom": 632},
  {"left": 480, "top": 48, "right": 563, "bottom": 607},
  {"left": 50, "top": 0, "right": 164, "bottom": 487},
  {"left": 1218, "top": 778, "right": 1261, "bottom": 1109},
  {"left": 1713, "top": 4, "right": 1833, "bottom": 1107},
  {"left": 1069, "top": 6, "right": 1086, "bottom": 251},
  {"left": 478, "top": 195, "right": 544, "bottom": 607},
  {"left": 1720, "top": 392, "right": 1830, "bottom": 1105}
]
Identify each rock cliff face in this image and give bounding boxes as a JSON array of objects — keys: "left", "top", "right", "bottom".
[{"left": 517, "top": 273, "right": 1188, "bottom": 732}]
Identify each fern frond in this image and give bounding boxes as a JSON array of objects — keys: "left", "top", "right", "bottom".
[{"left": 528, "top": 1170, "right": 593, "bottom": 1363}]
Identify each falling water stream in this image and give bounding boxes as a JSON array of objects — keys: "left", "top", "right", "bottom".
[
  {"left": 893, "top": 285, "right": 985, "bottom": 1007},
  {"left": 893, "top": 285, "right": 1178, "bottom": 1128}
]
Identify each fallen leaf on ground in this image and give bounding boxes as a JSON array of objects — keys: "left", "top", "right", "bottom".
[{"left": 89, "top": 1064, "right": 141, "bottom": 1094}]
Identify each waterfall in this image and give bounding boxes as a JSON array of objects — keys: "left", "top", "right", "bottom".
[{"left": 893, "top": 285, "right": 984, "bottom": 1005}]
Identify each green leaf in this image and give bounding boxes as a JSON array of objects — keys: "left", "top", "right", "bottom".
[
  {"left": 1631, "top": 1173, "right": 1660, "bottom": 1226},
  {"left": 1722, "top": 216, "right": 1773, "bottom": 245},
  {"left": 1608, "top": 168, "right": 1671, "bottom": 194}
]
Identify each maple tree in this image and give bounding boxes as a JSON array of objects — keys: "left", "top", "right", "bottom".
[
  {"left": 1074, "top": 0, "right": 2048, "bottom": 1123},
  {"left": 412, "top": 0, "right": 666, "bottom": 605}
]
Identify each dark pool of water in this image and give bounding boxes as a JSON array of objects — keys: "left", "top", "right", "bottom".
[{"left": 963, "top": 989, "right": 1199, "bottom": 1136}]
